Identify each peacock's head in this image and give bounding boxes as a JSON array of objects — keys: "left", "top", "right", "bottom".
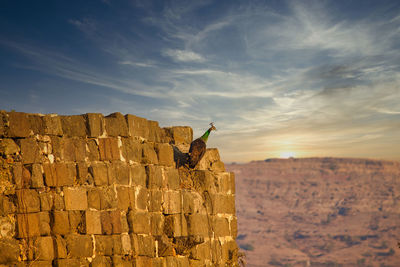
[{"left": 209, "top": 122, "right": 217, "bottom": 132}]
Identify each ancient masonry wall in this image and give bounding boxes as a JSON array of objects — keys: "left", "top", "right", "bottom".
[{"left": 0, "top": 111, "right": 238, "bottom": 266}]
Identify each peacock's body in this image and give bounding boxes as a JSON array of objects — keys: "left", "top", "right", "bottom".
[{"left": 188, "top": 123, "right": 216, "bottom": 168}]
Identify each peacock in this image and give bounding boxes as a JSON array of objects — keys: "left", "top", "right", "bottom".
[{"left": 188, "top": 122, "right": 216, "bottom": 168}]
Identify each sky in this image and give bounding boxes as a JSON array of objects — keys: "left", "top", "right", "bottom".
[{"left": 0, "top": 0, "right": 399, "bottom": 163}]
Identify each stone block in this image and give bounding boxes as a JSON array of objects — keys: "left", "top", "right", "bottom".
[
  {"left": 8, "top": 112, "right": 31, "bottom": 137},
  {"left": 76, "top": 162, "right": 89, "bottom": 185},
  {"left": 87, "top": 139, "right": 100, "bottom": 161},
  {"left": 91, "top": 256, "right": 112, "bottom": 267},
  {"left": 141, "top": 143, "right": 158, "bottom": 164},
  {"left": 63, "top": 137, "right": 86, "bottom": 162},
  {"left": 99, "top": 211, "right": 111, "bottom": 234},
  {"left": 212, "top": 216, "right": 230, "bottom": 237},
  {"left": 39, "top": 211, "right": 51, "bottom": 236},
  {"left": 85, "top": 113, "right": 104, "bottom": 137},
  {"left": 211, "top": 239, "right": 222, "bottom": 264},
  {"left": 116, "top": 186, "right": 134, "bottom": 211},
  {"left": 100, "top": 187, "right": 118, "bottom": 210},
  {"left": 164, "top": 214, "right": 188, "bottom": 237},
  {"left": 166, "top": 256, "right": 190, "bottom": 267},
  {"left": 85, "top": 210, "right": 102, "bottom": 234},
  {"left": 54, "top": 235, "right": 67, "bottom": 259},
  {"left": 16, "top": 189, "right": 40, "bottom": 213},
  {"left": 87, "top": 188, "right": 101, "bottom": 210},
  {"left": 211, "top": 161, "right": 225, "bottom": 172},
  {"left": 13, "top": 163, "right": 31, "bottom": 189},
  {"left": 34, "top": 236, "right": 54, "bottom": 261},
  {"left": 112, "top": 162, "right": 130, "bottom": 185},
  {"left": 165, "top": 168, "right": 180, "bottom": 190},
  {"left": 136, "top": 187, "right": 149, "bottom": 210},
  {"left": 149, "top": 190, "right": 163, "bottom": 212},
  {"left": 190, "top": 240, "right": 212, "bottom": 261},
  {"left": 89, "top": 162, "right": 109, "bottom": 186},
  {"left": 110, "top": 210, "right": 122, "bottom": 234},
  {"left": 146, "top": 165, "right": 163, "bottom": 189},
  {"left": 53, "top": 192, "right": 65, "bottom": 210},
  {"left": 182, "top": 191, "right": 204, "bottom": 214},
  {"left": 0, "top": 138, "right": 20, "bottom": 155},
  {"left": 121, "top": 233, "right": 132, "bottom": 255},
  {"left": 69, "top": 211, "right": 85, "bottom": 234},
  {"left": 39, "top": 192, "right": 53, "bottom": 211},
  {"left": 0, "top": 216, "right": 15, "bottom": 239},
  {"left": 121, "top": 138, "right": 142, "bottom": 163},
  {"left": 43, "top": 114, "right": 63, "bottom": 135},
  {"left": 95, "top": 235, "right": 113, "bottom": 255},
  {"left": 105, "top": 112, "right": 129, "bottom": 137},
  {"left": 54, "top": 259, "right": 89, "bottom": 267},
  {"left": 131, "top": 165, "right": 146, "bottom": 186},
  {"left": 30, "top": 164, "right": 44, "bottom": 188},
  {"left": 221, "top": 239, "right": 238, "bottom": 264},
  {"left": 127, "top": 211, "right": 150, "bottom": 234},
  {"left": 125, "top": 114, "right": 150, "bottom": 139},
  {"left": 187, "top": 214, "right": 209, "bottom": 237},
  {"left": 0, "top": 195, "right": 15, "bottom": 215},
  {"left": 156, "top": 235, "right": 175, "bottom": 257},
  {"left": 0, "top": 111, "right": 6, "bottom": 137},
  {"left": 162, "top": 191, "right": 182, "bottom": 214},
  {"left": 17, "top": 213, "right": 40, "bottom": 237},
  {"left": 101, "top": 211, "right": 121, "bottom": 234},
  {"left": 43, "top": 163, "right": 75, "bottom": 187},
  {"left": 0, "top": 238, "right": 20, "bottom": 265},
  {"left": 148, "top": 120, "right": 164, "bottom": 143},
  {"left": 112, "top": 255, "right": 133, "bottom": 266},
  {"left": 131, "top": 234, "right": 156, "bottom": 257},
  {"left": 65, "top": 234, "right": 93, "bottom": 258},
  {"left": 132, "top": 256, "right": 153, "bottom": 267},
  {"left": 230, "top": 216, "right": 238, "bottom": 239},
  {"left": 52, "top": 211, "right": 69, "bottom": 235},
  {"left": 99, "top": 137, "right": 120, "bottom": 161},
  {"left": 20, "top": 138, "right": 42, "bottom": 164},
  {"left": 154, "top": 143, "right": 174, "bottom": 167},
  {"left": 150, "top": 212, "right": 165, "bottom": 236},
  {"left": 198, "top": 148, "right": 221, "bottom": 170},
  {"left": 164, "top": 126, "right": 193, "bottom": 145},
  {"left": 28, "top": 114, "right": 45, "bottom": 135},
  {"left": 192, "top": 170, "right": 217, "bottom": 193},
  {"left": 64, "top": 187, "right": 87, "bottom": 210},
  {"left": 60, "top": 115, "right": 87, "bottom": 137}
]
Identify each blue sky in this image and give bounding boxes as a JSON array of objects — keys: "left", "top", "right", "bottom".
[{"left": 1, "top": 0, "right": 400, "bottom": 162}]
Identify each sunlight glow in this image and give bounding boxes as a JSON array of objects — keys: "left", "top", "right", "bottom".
[{"left": 280, "top": 151, "right": 296, "bottom": 158}]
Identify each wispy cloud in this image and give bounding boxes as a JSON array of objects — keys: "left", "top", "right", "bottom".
[{"left": 162, "top": 49, "right": 205, "bottom": 62}]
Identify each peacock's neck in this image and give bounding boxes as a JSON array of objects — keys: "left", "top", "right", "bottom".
[{"left": 200, "top": 128, "right": 211, "bottom": 143}]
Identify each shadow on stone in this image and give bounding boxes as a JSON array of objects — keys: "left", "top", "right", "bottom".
[{"left": 173, "top": 146, "right": 189, "bottom": 168}]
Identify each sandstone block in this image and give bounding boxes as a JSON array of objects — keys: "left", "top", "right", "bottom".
[
  {"left": 149, "top": 190, "right": 163, "bottom": 212},
  {"left": 112, "top": 255, "right": 133, "bottom": 266},
  {"left": 53, "top": 192, "right": 65, "bottom": 210},
  {"left": 221, "top": 239, "right": 238, "bottom": 264},
  {"left": 216, "top": 172, "right": 235, "bottom": 194},
  {"left": 85, "top": 113, "right": 104, "bottom": 137},
  {"left": 87, "top": 188, "right": 101, "bottom": 210},
  {"left": 0, "top": 111, "right": 6, "bottom": 137},
  {"left": 141, "top": 143, "right": 158, "bottom": 164},
  {"left": 131, "top": 165, "right": 146, "bottom": 186},
  {"left": 183, "top": 191, "right": 204, "bottom": 214},
  {"left": 87, "top": 139, "right": 100, "bottom": 161},
  {"left": 155, "top": 143, "right": 174, "bottom": 166},
  {"left": 13, "top": 163, "right": 31, "bottom": 189},
  {"left": 8, "top": 112, "right": 31, "bottom": 137},
  {"left": 60, "top": 115, "right": 87, "bottom": 137},
  {"left": 20, "top": 138, "right": 42, "bottom": 164},
  {"left": 0, "top": 195, "right": 15, "bottom": 215},
  {"left": 39, "top": 192, "right": 53, "bottom": 211},
  {"left": 68, "top": 211, "right": 85, "bottom": 234},
  {"left": 64, "top": 187, "right": 87, "bottom": 210},
  {"left": 148, "top": 120, "right": 164, "bottom": 143},
  {"left": 17, "top": 213, "right": 40, "bottom": 237},
  {"left": 43, "top": 114, "right": 63, "bottom": 135},
  {"left": 230, "top": 216, "right": 238, "bottom": 239},
  {"left": 125, "top": 114, "right": 150, "bottom": 139},
  {"left": 43, "top": 163, "right": 75, "bottom": 187},
  {"left": 146, "top": 165, "right": 163, "bottom": 189},
  {"left": 85, "top": 210, "right": 101, "bottom": 234},
  {"left": 63, "top": 137, "right": 86, "bottom": 162},
  {"left": 127, "top": 211, "right": 150, "bottom": 234},
  {"left": 136, "top": 187, "right": 149, "bottom": 210},
  {"left": 91, "top": 256, "right": 112, "bottom": 267},
  {"left": 162, "top": 190, "right": 182, "bottom": 214},
  {"left": 150, "top": 212, "right": 165, "bottom": 236},
  {"left": 112, "top": 161, "right": 130, "bottom": 185},
  {"left": 198, "top": 148, "right": 222, "bottom": 170},
  {"left": 121, "top": 138, "right": 142, "bottom": 163},
  {"left": 164, "top": 214, "right": 188, "bottom": 237},
  {"left": 110, "top": 210, "right": 122, "bottom": 234},
  {"left": 54, "top": 235, "right": 67, "bottom": 259},
  {"left": 52, "top": 211, "right": 69, "bottom": 235},
  {"left": 132, "top": 256, "right": 153, "bottom": 267},
  {"left": 100, "top": 211, "right": 122, "bottom": 234},
  {"left": 99, "top": 137, "right": 120, "bottom": 161},
  {"left": 164, "top": 126, "right": 193, "bottom": 145},
  {"left": 105, "top": 112, "right": 129, "bottom": 137},
  {"left": 131, "top": 234, "right": 156, "bottom": 257},
  {"left": 212, "top": 216, "right": 230, "bottom": 237},
  {"left": 116, "top": 186, "right": 134, "bottom": 211},
  {"left": 207, "top": 194, "right": 235, "bottom": 215},
  {"left": 121, "top": 233, "right": 132, "bottom": 255},
  {"left": 39, "top": 211, "right": 51, "bottom": 236},
  {"left": 28, "top": 114, "right": 45, "bottom": 135},
  {"left": 34, "top": 236, "right": 54, "bottom": 261},
  {"left": 30, "top": 164, "right": 44, "bottom": 188},
  {"left": 76, "top": 162, "right": 89, "bottom": 185},
  {"left": 54, "top": 259, "right": 89, "bottom": 267},
  {"left": 192, "top": 170, "right": 217, "bottom": 193},
  {"left": 0, "top": 238, "right": 20, "bottom": 264},
  {"left": 211, "top": 239, "right": 222, "bottom": 264},
  {"left": 99, "top": 187, "right": 118, "bottom": 210},
  {"left": 190, "top": 240, "right": 212, "bottom": 260},
  {"left": 165, "top": 168, "right": 180, "bottom": 190},
  {"left": 89, "top": 162, "right": 109, "bottom": 186},
  {"left": 16, "top": 189, "right": 40, "bottom": 213},
  {"left": 187, "top": 214, "right": 209, "bottom": 237},
  {"left": 166, "top": 256, "right": 190, "bottom": 267},
  {"left": 156, "top": 235, "right": 175, "bottom": 257},
  {"left": 0, "top": 216, "right": 15, "bottom": 239},
  {"left": 211, "top": 161, "right": 225, "bottom": 172},
  {"left": 0, "top": 138, "right": 20, "bottom": 155},
  {"left": 65, "top": 234, "right": 93, "bottom": 258},
  {"left": 95, "top": 235, "right": 113, "bottom": 255}
]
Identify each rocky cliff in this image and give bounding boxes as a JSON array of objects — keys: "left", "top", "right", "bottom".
[
  {"left": 0, "top": 111, "right": 238, "bottom": 266},
  {"left": 227, "top": 158, "right": 400, "bottom": 267}
]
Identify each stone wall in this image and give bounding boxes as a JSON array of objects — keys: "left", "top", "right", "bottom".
[{"left": 0, "top": 111, "right": 238, "bottom": 266}]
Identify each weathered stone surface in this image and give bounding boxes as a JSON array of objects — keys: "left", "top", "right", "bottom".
[
  {"left": 149, "top": 190, "right": 163, "bottom": 212},
  {"left": 87, "top": 188, "right": 101, "bottom": 210},
  {"left": 0, "top": 238, "right": 20, "bottom": 264},
  {"left": 148, "top": 120, "right": 164, "bottom": 143},
  {"left": 76, "top": 162, "right": 89, "bottom": 185},
  {"left": 99, "top": 137, "right": 120, "bottom": 161},
  {"left": 136, "top": 187, "right": 149, "bottom": 210},
  {"left": 64, "top": 187, "right": 87, "bottom": 210},
  {"left": 13, "top": 163, "right": 31, "bottom": 189},
  {"left": 85, "top": 210, "right": 101, "bottom": 234},
  {"left": 54, "top": 258, "right": 89, "bottom": 267},
  {"left": 87, "top": 139, "right": 100, "bottom": 161},
  {"left": 164, "top": 126, "right": 193, "bottom": 146},
  {"left": 165, "top": 256, "right": 190, "bottom": 267},
  {"left": 125, "top": 114, "right": 150, "bottom": 139},
  {"left": 192, "top": 170, "right": 217, "bottom": 193},
  {"left": 116, "top": 186, "right": 134, "bottom": 211},
  {"left": 150, "top": 212, "right": 164, "bottom": 236},
  {"left": 0, "top": 138, "right": 20, "bottom": 155},
  {"left": 65, "top": 234, "right": 93, "bottom": 257},
  {"left": 43, "top": 163, "right": 75, "bottom": 187},
  {"left": 54, "top": 235, "right": 67, "bottom": 259},
  {"left": 112, "top": 162, "right": 130, "bottom": 185},
  {"left": 0, "top": 111, "right": 6, "bottom": 137},
  {"left": 34, "top": 236, "right": 54, "bottom": 260},
  {"left": 0, "top": 215, "right": 15, "bottom": 239},
  {"left": 141, "top": 143, "right": 158, "bottom": 164},
  {"left": 100, "top": 211, "right": 122, "bottom": 235},
  {"left": 230, "top": 216, "right": 238, "bottom": 239},
  {"left": 17, "top": 212, "right": 40, "bottom": 237},
  {"left": 0, "top": 195, "right": 15, "bottom": 215},
  {"left": 105, "top": 112, "right": 129, "bottom": 137},
  {"left": 165, "top": 168, "right": 180, "bottom": 190},
  {"left": 30, "top": 164, "right": 44, "bottom": 188},
  {"left": 39, "top": 192, "right": 53, "bottom": 211},
  {"left": 63, "top": 137, "right": 86, "bottom": 162},
  {"left": 20, "top": 138, "right": 42, "bottom": 164},
  {"left": 43, "top": 114, "right": 63, "bottom": 135},
  {"left": 8, "top": 112, "right": 31, "bottom": 137},
  {"left": 95, "top": 235, "right": 113, "bottom": 255},
  {"left": 28, "top": 114, "right": 45, "bottom": 135},
  {"left": 182, "top": 191, "right": 204, "bottom": 214},
  {"left": 190, "top": 240, "right": 212, "bottom": 261},
  {"left": 156, "top": 235, "right": 175, "bottom": 257},
  {"left": 213, "top": 216, "right": 230, "bottom": 237},
  {"left": 60, "top": 115, "right": 87, "bottom": 137},
  {"left": 52, "top": 211, "right": 69, "bottom": 235},
  {"left": 127, "top": 211, "right": 150, "bottom": 234},
  {"left": 39, "top": 211, "right": 51, "bottom": 236},
  {"left": 164, "top": 214, "right": 187, "bottom": 237},
  {"left": 91, "top": 256, "right": 112, "bottom": 267},
  {"left": 131, "top": 165, "right": 146, "bottom": 186},
  {"left": 112, "top": 255, "right": 133, "bottom": 266},
  {"left": 68, "top": 211, "right": 85, "bottom": 234},
  {"left": 162, "top": 190, "right": 182, "bottom": 214},
  {"left": 207, "top": 194, "right": 235, "bottom": 215},
  {"left": 85, "top": 113, "right": 104, "bottom": 137},
  {"left": 99, "top": 187, "right": 118, "bottom": 210},
  {"left": 121, "top": 233, "right": 132, "bottom": 255},
  {"left": 187, "top": 214, "right": 209, "bottom": 237},
  {"left": 121, "top": 138, "right": 142, "bottom": 163},
  {"left": 16, "top": 189, "right": 40, "bottom": 213},
  {"left": 89, "top": 162, "right": 109, "bottom": 186},
  {"left": 131, "top": 234, "right": 156, "bottom": 257},
  {"left": 146, "top": 165, "right": 163, "bottom": 189}
]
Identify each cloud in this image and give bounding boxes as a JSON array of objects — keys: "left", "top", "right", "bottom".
[{"left": 162, "top": 49, "right": 205, "bottom": 62}]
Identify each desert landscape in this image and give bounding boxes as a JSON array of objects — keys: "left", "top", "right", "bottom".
[{"left": 226, "top": 158, "right": 400, "bottom": 267}]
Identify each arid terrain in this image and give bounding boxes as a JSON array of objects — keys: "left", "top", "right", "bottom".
[{"left": 226, "top": 158, "right": 400, "bottom": 267}]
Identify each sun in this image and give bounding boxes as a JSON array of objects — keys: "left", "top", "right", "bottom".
[{"left": 280, "top": 151, "right": 296, "bottom": 158}]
